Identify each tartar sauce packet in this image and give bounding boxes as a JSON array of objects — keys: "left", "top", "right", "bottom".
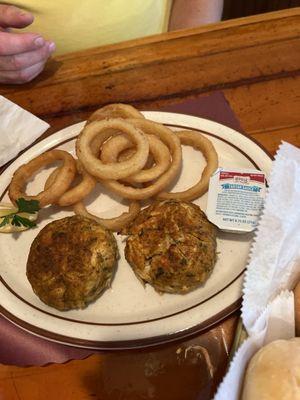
[{"left": 206, "top": 168, "right": 266, "bottom": 233}]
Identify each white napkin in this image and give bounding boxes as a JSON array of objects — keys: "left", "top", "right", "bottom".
[
  {"left": 214, "top": 142, "right": 300, "bottom": 400},
  {"left": 0, "top": 96, "right": 50, "bottom": 167},
  {"left": 242, "top": 142, "right": 300, "bottom": 333}
]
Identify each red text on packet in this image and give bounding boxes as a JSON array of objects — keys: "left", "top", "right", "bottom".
[{"left": 219, "top": 171, "right": 265, "bottom": 183}]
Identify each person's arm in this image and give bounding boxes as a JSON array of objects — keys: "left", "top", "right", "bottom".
[
  {"left": 168, "top": 0, "right": 224, "bottom": 31},
  {"left": 0, "top": 4, "right": 55, "bottom": 84}
]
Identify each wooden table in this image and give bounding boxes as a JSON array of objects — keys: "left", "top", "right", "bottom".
[{"left": 0, "top": 8, "right": 299, "bottom": 400}]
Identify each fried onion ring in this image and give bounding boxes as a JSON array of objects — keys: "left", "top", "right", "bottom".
[
  {"left": 73, "top": 201, "right": 141, "bottom": 232},
  {"left": 118, "top": 147, "right": 140, "bottom": 162},
  {"left": 117, "top": 147, "right": 155, "bottom": 172},
  {"left": 87, "top": 103, "right": 144, "bottom": 124},
  {"left": 76, "top": 119, "right": 149, "bottom": 180},
  {"left": 98, "top": 119, "right": 182, "bottom": 200},
  {"left": 101, "top": 134, "right": 171, "bottom": 183},
  {"left": 9, "top": 150, "right": 76, "bottom": 207},
  {"left": 101, "top": 139, "right": 155, "bottom": 168},
  {"left": 157, "top": 130, "right": 218, "bottom": 201},
  {"left": 44, "top": 161, "right": 97, "bottom": 207}
]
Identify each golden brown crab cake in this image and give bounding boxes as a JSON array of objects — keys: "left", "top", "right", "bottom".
[
  {"left": 122, "top": 200, "right": 217, "bottom": 294},
  {"left": 27, "top": 215, "right": 118, "bottom": 311}
]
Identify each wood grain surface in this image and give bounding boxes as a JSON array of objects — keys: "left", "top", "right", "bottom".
[
  {"left": 0, "top": 8, "right": 299, "bottom": 400},
  {"left": 1, "top": 8, "right": 300, "bottom": 119}
]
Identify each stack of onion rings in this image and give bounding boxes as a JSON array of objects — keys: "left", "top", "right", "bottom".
[
  {"left": 76, "top": 119, "right": 150, "bottom": 180},
  {"left": 97, "top": 119, "right": 182, "bottom": 200},
  {"left": 8, "top": 103, "right": 219, "bottom": 232},
  {"left": 100, "top": 134, "right": 171, "bottom": 184}
]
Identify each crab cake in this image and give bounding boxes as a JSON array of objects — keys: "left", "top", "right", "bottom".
[
  {"left": 27, "top": 216, "right": 118, "bottom": 311},
  {"left": 122, "top": 200, "right": 217, "bottom": 294}
]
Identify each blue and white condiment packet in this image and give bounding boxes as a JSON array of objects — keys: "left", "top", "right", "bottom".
[{"left": 206, "top": 168, "right": 266, "bottom": 233}]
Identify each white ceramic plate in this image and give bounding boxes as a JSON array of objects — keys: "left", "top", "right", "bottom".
[{"left": 0, "top": 112, "right": 273, "bottom": 349}]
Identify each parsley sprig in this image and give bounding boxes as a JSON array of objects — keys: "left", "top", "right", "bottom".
[{"left": 0, "top": 198, "right": 40, "bottom": 229}]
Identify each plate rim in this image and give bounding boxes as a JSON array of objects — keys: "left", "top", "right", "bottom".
[
  {"left": 0, "top": 299, "right": 241, "bottom": 350},
  {"left": 0, "top": 111, "right": 273, "bottom": 349}
]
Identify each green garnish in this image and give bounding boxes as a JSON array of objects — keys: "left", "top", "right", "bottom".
[
  {"left": 0, "top": 198, "right": 40, "bottom": 229},
  {"left": 0, "top": 216, "right": 10, "bottom": 228},
  {"left": 15, "top": 198, "right": 40, "bottom": 214},
  {"left": 11, "top": 215, "right": 37, "bottom": 228}
]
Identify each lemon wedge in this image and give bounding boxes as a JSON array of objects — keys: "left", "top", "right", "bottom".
[{"left": 0, "top": 202, "right": 38, "bottom": 233}]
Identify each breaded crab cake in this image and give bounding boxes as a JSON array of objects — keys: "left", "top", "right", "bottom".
[
  {"left": 121, "top": 200, "right": 217, "bottom": 294},
  {"left": 27, "top": 215, "right": 118, "bottom": 310}
]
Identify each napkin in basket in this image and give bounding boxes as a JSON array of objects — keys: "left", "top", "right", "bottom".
[
  {"left": 214, "top": 142, "right": 300, "bottom": 400},
  {"left": 0, "top": 96, "right": 49, "bottom": 167}
]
